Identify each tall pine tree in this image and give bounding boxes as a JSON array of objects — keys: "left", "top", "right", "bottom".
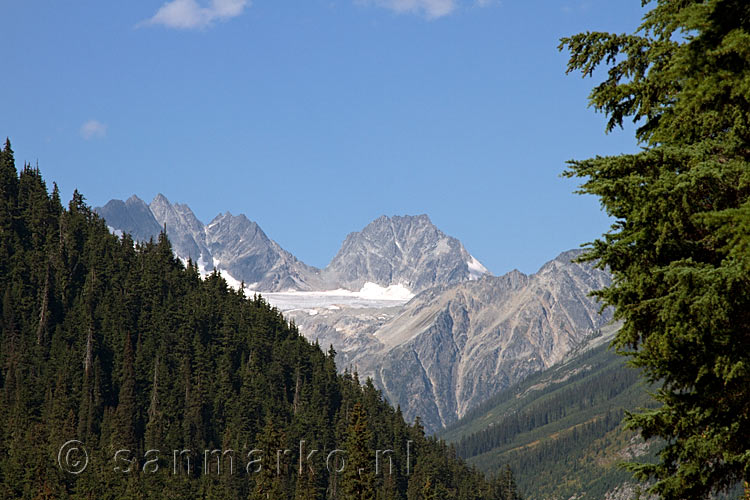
[
  {"left": 342, "top": 402, "right": 376, "bottom": 500},
  {"left": 560, "top": 0, "right": 750, "bottom": 497}
]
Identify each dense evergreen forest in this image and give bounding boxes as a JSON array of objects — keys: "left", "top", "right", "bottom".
[{"left": 0, "top": 139, "right": 521, "bottom": 500}]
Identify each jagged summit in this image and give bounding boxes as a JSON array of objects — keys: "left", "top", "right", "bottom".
[
  {"left": 100, "top": 194, "right": 323, "bottom": 291},
  {"left": 148, "top": 193, "right": 211, "bottom": 267},
  {"left": 151, "top": 192, "right": 169, "bottom": 204},
  {"left": 204, "top": 210, "right": 321, "bottom": 291},
  {"left": 324, "top": 213, "right": 490, "bottom": 292},
  {"left": 95, "top": 195, "right": 161, "bottom": 243}
]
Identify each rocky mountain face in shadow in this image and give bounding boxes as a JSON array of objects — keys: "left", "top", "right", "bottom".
[
  {"left": 97, "top": 194, "right": 322, "bottom": 290},
  {"left": 203, "top": 210, "right": 322, "bottom": 291},
  {"left": 97, "top": 195, "right": 162, "bottom": 243}
]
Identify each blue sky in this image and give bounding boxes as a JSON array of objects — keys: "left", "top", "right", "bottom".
[{"left": 1, "top": 0, "right": 647, "bottom": 274}]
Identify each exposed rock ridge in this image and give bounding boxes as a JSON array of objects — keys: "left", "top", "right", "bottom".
[{"left": 292, "top": 250, "right": 612, "bottom": 432}]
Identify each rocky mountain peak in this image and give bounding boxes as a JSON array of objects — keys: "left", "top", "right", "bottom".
[
  {"left": 356, "top": 214, "right": 436, "bottom": 243},
  {"left": 208, "top": 212, "right": 261, "bottom": 233},
  {"left": 368, "top": 213, "right": 432, "bottom": 227},
  {"left": 324, "top": 214, "right": 490, "bottom": 293},
  {"left": 149, "top": 193, "right": 171, "bottom": 213},
  {"left": 205, "top": 212, "right": 272, "bottom": 260},
  {"left": 126, "top": 194, "right": 145, "bottom": 205},
  {"left": 99, "top": 194, "right": 324, "bottom": 290},
  {"left": 538, "top": 249, "right": 586, "bottom": 270},
  {"left": 95, "top": 195, "right": 161, "bottom": 243},
  {"left": 148, "top": 194, "right": 211, "bottom": 267}
]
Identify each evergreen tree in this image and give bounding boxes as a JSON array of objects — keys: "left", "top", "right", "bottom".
[
  {"left": 249, "top": 417, "right": 286, "bottom": 500},
  {"left": 490, "top": 465, "right": 520, "bottom": 500},
  {"left": 342, "top": 402, "right": 376, "bottom": 500},
  {"left": 560, "top": 1, "right": 750, "bottom": 497},
  {"left": 114, "top": 332, "right": 138, "bottom": 454},
  {"left": 293, "top": 460, "right": 322, "bottom": 500}
]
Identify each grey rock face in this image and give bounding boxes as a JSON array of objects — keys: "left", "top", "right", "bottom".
[
  {"left": 205, "top": 211, "right": 322, "bottom": 291},
  {"left": 289, "top": 306, "right": 402, "bottom": 370},
  {"left": 149, "top": 194, "right": 213, "bottom": 269},
  {"left": 604, "top": 482, "right": 657, "bottom": 500},
  {"left": 95, "top": 195, "right": 162, "bottom": 243},
  {"left": 387, "top": 251, "right": 611, "bottom": 431},
  {"left": 296, "top": 250, "right": 613, "bottom": 433},
  {"left": 324, "top": 214, "right": 489, "bottom": 293}
]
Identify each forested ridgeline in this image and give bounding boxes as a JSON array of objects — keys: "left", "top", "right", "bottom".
[{"left": 0, "top": 140, "right": 520, "bottom": 500}]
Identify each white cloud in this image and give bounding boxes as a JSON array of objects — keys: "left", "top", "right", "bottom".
[
  {"left": 366, "top": 0, "right": 457, "bottom": 19},
  {"left": 80, "top": 120, "right": 107, "bottom": 140},
  {"left": 142, "top": 0, "right": 249, "bottom": 30}
]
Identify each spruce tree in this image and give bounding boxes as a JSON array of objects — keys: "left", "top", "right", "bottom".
[
  {"left": 114, "top": 332, "right": 138, "bottom": 454},
  {"left": 0, "top": 139, "right": 17, "bottom": 282},
  {"left": 249, "top": 417, "right": 286, "bottom": 500},
  {"left": 342, "top": 402, "right": 376, "bottom": 500},
  {"left": 560, "top": 1, "right": 750, "bottom": 497},
  {"left": 293, "top": 460, "right": 322, "bottom": 500}
]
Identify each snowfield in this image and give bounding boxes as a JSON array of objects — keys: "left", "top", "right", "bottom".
[
  {"left": 252, "top": 283, "right": 414, "bottom": 312},
  {"left": 168, "top": 248, "right": 415, "bottom": 312},
  {"left": 204, "top": 266, "right": 414, "bottom": 312}
]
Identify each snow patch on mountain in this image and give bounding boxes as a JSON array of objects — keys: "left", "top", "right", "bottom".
[
  {"left": 218, "top": 268, "right": 244, "bottom": 290},
  {"left": 359, "top": 282, "right": 414, "bottom": 301},
  {"left": 467, "top": 255, "right": 489, "bottom": 280}
]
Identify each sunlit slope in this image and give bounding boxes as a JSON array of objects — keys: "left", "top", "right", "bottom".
[{"left": 441, "top": 337, "right": 659, "bottom": 500}]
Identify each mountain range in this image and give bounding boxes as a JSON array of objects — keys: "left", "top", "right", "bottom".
[
  {"left": 97, "top": 194, "right": 612, "bottom": 433},
  {"left": 96, "top": 194, "right": 489, "bottom": 293}
]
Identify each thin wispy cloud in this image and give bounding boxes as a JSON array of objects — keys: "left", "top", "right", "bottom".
[
  {"left": 361, "top": 0, "right": 492, "bottom": 19},
  {"left": 80, "top": 120, "right": 107, "bottom": 140},
  {"left": 365, "top": 0, "right": 456, "bottom": 18},
  {"left": 141, "top": 0, "right": 250, "bottom": 30}
]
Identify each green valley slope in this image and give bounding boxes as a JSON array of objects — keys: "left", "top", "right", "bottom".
[{"left": 440, "top": 332, "right": 659, "bottom": 500}]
